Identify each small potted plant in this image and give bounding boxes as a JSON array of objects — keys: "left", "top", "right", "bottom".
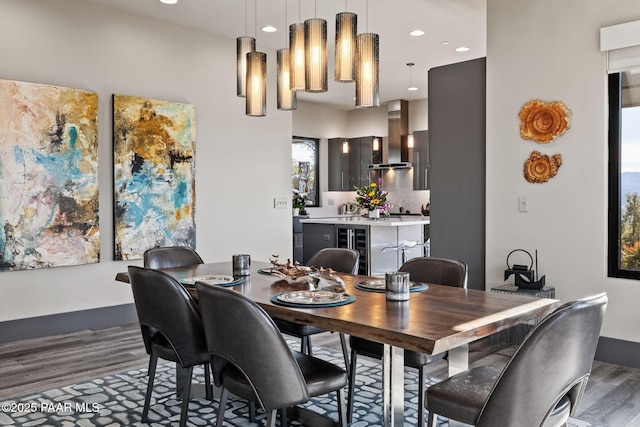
[{"left": 292, "top": 191, "right": 308, "bottom": 216}]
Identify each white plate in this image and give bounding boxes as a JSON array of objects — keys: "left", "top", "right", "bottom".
[
  {"left": 277, "top": 290, "right": 347, "bottom": 305},
  {"left": 180, "top": 275, "right": 237, "bottom": 286}
]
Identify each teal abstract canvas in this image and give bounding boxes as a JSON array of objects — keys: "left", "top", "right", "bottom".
[
  {"left": 0, "top": 79, "right": 100, "bottom": 271},
  {"left": 113, "top": 95, "right": 196, "bottom": 260}
]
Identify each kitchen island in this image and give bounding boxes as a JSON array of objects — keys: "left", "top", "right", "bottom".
[{"left": 301, "top": 215, "right": 430, "bottom": 276}]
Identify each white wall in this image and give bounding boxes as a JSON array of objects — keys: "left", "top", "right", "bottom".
[
  {"left": 486, "top": 0, "right": 640, "bottom": 342},
  {"left": 0, "top": 0, "right": 292, "bottom": 321}
]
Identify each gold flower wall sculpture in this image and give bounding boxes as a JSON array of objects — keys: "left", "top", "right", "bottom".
[
  {"left": 523, "top": 151, "right": 563, "bottom": 183},
  {"left": 519, "top": 99, "right": 571, "bottom": 143}
]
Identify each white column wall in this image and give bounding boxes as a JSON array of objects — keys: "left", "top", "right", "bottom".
[
  {"left": 486, "top": 0, "right": 640, "bottom": 341},
  {"left": 0, "top": 0, "right": 292, "bottom": 321}
]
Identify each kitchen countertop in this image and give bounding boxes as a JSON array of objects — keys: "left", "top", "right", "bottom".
[{"left": 300, "top": 215, "right": 430, "bottom": 227}]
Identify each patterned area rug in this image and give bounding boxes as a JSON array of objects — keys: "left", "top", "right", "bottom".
[{"left": 0, "top": 340, "right": 604, "bottom": 426}]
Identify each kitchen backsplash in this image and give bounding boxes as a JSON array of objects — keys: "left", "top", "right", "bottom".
[{"left": 305, "top": 168, "right": 430, "bottom": 217}]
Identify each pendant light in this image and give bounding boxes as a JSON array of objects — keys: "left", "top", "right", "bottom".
[
  {"left": 236, "top": 0, "right": 255, "bottom": 97},
  {"left": 304, "top": 1, "right": 328, "bottom": 92},
  {"left": 277, "top": 0, "right": 297, "bottom": 110},
  {"left": 407, "top": 63, "right": 416, "bottom": 147},
  {"left": 289, "top": 0, "right": 305, "bottom": 91},
  {"left": 335, "top": 1, "right": 356, "bottom": 83},
  {"left": 355, "top": 0, "right": 379, "bottom": 108},
  {"left": 246, "top": 0, "right": 266, "bottom": 116}
]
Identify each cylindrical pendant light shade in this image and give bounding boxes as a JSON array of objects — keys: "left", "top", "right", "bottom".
[
  {"left": 246, "top": 51, "right": 267, "bottom": 117},
  {"left": 277, "top": 48, "right": 297, "bottom": 110},
  {"left": 289, "top": 23, "right": 306, "bottom": 91},
  {"left": 304, "top": 18, "right": 328, "bottom": 93},
  {"left": 236, "top": 36, "right": 256, "bottom": 97},
  {"left": 335, "top": 12, "right": 357, "bottom": 82},
  {"left": 355, "top": 33, "right": 379, "bottom": 108}
]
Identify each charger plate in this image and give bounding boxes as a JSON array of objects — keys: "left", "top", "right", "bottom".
[
  {"left": 180, "top": 275, "right": 243, "bottom": 287},
  {"left": 270, "top": 290, "right": 355, "bottom": 308}
]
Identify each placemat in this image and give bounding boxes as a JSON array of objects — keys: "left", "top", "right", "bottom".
[{"left": 270, "top": 292, "right": 356, "bottom": 308}]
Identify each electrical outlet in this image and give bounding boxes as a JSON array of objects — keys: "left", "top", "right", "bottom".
[
  {"left": 274, "top": 198, "right": 288, "bottom": 208},
  {"left": 328, "top": 198, "right": 335, "bottom": 206}
]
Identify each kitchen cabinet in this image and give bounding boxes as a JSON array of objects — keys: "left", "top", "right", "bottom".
[
  {"left": 408, "top": 130, "right": 430, "bottom": 190},
  {"left": 292, "top": 216, "right": 307, "bottom": 263},
  {"left": 328, "top": 136, "right": 382, "bottom": 191},
  {"left": 328, "top": 138, "right": 350, "bottom": 191},
  {"left": 301, "top": 216, "right": 428, "bottom": 276},
  {"left": 302, "top": 223, "right": 336, "bottom": 264}
]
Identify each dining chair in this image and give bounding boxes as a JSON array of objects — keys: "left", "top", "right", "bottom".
[
  {"left": 425, "top": 293, "right": 608, "bottom": 427},
  {"left": 143, "top": 245, "right": 204, "bottom": 269},
  {"left": 347, "top": 256, "right": 468, "bottom": 426},
  {"left": 273, "top": 247, "right": 359, "bottom": 373},
  {"left": 195, "top": 282, "right": 348, "bottom": 427},
  {"left": 128, "top": 266, "right": 213, "bottom": 427}
]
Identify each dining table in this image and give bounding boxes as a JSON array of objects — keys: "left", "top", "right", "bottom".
[{"left": 116, "top": 260, "right": 559, "bottom": 427}]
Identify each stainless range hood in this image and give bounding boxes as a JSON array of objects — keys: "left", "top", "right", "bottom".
[{"left": 368, "top": 100, "right": 413, "bottom": 169}]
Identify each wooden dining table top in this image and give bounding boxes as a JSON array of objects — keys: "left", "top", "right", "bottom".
[{"left": 116, "top": 260, "right": 560, "bottom": 356}]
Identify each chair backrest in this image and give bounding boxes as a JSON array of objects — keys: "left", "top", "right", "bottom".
[
  {"left": 399, "top": 257, "right": 468, "bottom": 288},
  {"left": 195, "top": 283, "right": 310, "bottom": 411},
  {"left": 476, "top": 293, "right": 608, "bottom": 427},
  {"left": 307, "top": 247, "right": 360, "bottom": 274},
  {"left": 128, "top": 266, "right": 207, "bottom": 367},
  {"left": 143, "top": 246, "right": 204, "bottom": 269}
]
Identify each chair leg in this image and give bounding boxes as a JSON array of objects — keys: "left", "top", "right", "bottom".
[
  {"left": 142, "top": 354, "right": 158, "bottom": 422},
  {"left": 204, "top": 364, "right": 213, "bottom": 401},
  {"left": 339, "top": 333, "right": 351, "bottom": 378},
  {"left": 336, "top": 387, "right": 348, "bottom": 427},
  {"left": 346, "top": 349, "right": 358, "bottom": 423},
  {"left": 216, "top": 387, "right": 229, "bottom": 427},
  {"left": 266, "top": 409, "right": 277, "bottom": 427},
  {"left": 179, "top": 366, "right": 193, "bottom": 427},
  {"left": 279, "top": 407, "right": 288, "bottom": 426},
  {"left": 248, "top": 401, "right": 257, "bottom": 422},
  {"left": 418, "top": 366, "right": 426, "bottom": 427},
  {"left": 427, "top": 411, "right": 436, "bottom": 427}
]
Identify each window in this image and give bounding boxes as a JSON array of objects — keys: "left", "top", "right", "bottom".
[
  {"left": 608, "top": 70, "right": 640, "bottom": 279},
  {"left": 292, "top": 137, "right": 319, "bottom": 208}
]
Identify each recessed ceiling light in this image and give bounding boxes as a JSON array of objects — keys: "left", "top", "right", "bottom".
[
  {"left": 408, "top": 87, "right": 418, "bottom": 91},
  {"left": 262, "top": 26, "right": 278, "bottom": 33},
  {"left": 409, "top": 30, "right": 425, "bottom": 37},
  {"left": 456, "top": 46, "right": 470, "bottom": 52},
  {"left": 160, "top": 0, "right": 178, "bottom": 4},
  {"left": 441, "top": 41, "right": 450, "bottom": 45}
]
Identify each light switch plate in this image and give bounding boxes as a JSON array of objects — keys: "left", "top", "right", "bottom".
[{"left": 274, "top": 197, "right": 288, "bottom": 208}]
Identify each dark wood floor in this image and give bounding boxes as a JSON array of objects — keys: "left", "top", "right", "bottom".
[{"left": 1, "top": 323, "right": 639, "bottom": 425}]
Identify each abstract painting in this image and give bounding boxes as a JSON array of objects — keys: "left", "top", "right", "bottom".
[
  {"left": 113, "top": 95, "right": 196, "bottom": 260},
  {"left": 0, "top": 79, "right": 100, "bottom": 271}
]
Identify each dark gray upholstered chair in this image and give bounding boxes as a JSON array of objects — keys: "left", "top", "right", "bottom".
[
  {"left": 274, "top": 248, "right": 359, "bottom": 373},
  {"left": 347, "top": 256, "right": 468, "bottom": 426},
  {"left": 196, "top": 282, "right": 348, "bottom": 427},
  {"left": 425, "top": 293, "right": 608, "bottom": 427},
  {"left": 143, "top": 245, "right": 204, "bottom": 269},
  {"left": 128, "top": 266, "right": 212, "bottom": 427}
]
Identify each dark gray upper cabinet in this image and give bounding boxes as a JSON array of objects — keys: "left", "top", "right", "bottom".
[
  {"left": 328, "top": 136, "right": 382, "bottom": 191},
  {"left": 409, "top": 130, "right": 429, "bottom": 190},
  {"left": 328, "top": 138, "right": 350, "bottom": 191}
]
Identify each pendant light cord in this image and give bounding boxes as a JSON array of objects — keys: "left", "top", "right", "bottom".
[{"left": 244, "top": 0, "right": 248, "bottom": 36}]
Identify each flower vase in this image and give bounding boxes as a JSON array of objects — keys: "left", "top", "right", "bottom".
[
  {"left": 293, "top": 208, "right": 300, "bottom": 216},
  {"left": 368, "top": 208, "right": 380, "bottom": 219}
]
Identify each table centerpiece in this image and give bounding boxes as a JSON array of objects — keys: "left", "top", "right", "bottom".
[{"left": 354, "top": 179, "right": 390, "bottom": 219}]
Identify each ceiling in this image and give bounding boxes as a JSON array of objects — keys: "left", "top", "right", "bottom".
[{"left": 81, "top": 0, "right": 486, "bottom": 109}]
